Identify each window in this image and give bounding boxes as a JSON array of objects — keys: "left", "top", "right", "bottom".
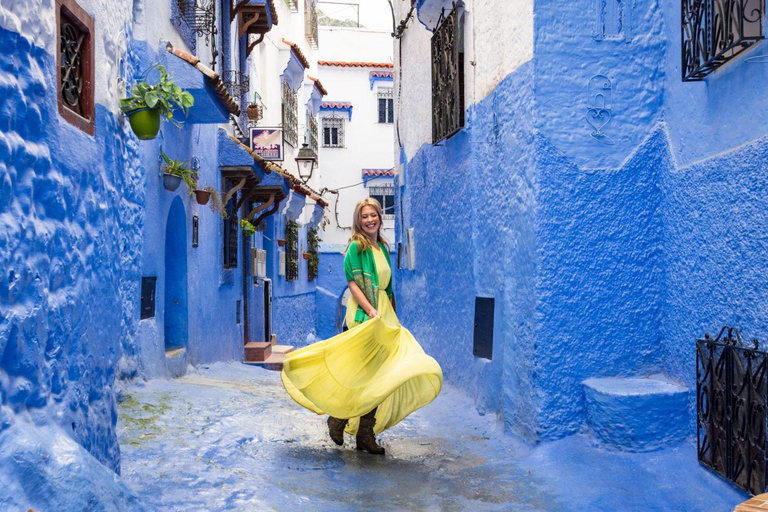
[
  {"left": 56, "top": 0, "right": 95, "bottom": 135},
  {"left": 322, "top": 117, "right": 344, "bottom": 148},
  {"left": 431, "top": 6, "right": 464, "bottom": 142},
  {"left": 369, "top": 185, "right": 395, "bottom": 220},
  {"left": 378, "top": 89, "right": 394, "bottom": 124},
  {"left": 223, "top": 178, "right": 239, "bottom": 269},
  {"left": 282, "top": 79, "right": 298, "bottom": 147}
]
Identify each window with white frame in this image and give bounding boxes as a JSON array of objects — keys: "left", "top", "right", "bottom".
[
  {"left": 369, "top": 185, "right": 395, "bottom": 220},
  {"left": 322, "top": 116, "right": 344, "bottom": 148},
  {"left": 377, "top": 88, "right": 393, "bottom": 124}
]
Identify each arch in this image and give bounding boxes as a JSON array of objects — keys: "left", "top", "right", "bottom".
[{"left": 164, "top": 196, "right": 188, "bottom": 351}]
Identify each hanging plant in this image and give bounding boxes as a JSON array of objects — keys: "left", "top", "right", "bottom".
[
  {"left": 307, "top": 227, "right": 321, "bottom": 281},
  {"left": 160, "top": 150, "right": 197, "bottom": 194},
  {"left": 240, "top": 219, "right": 257, "bottom": 236}
]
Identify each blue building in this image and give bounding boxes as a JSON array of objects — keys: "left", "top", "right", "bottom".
[
  {"left": 0, "top": 0, "right": 327, "bottom": 481},
  {"left": 394, "top": 0, "right": 768, "bottom": 487}
]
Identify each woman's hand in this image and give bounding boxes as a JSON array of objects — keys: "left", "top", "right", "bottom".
[{"left": 367, "top": 309, "right": 380, "bottom": 319}]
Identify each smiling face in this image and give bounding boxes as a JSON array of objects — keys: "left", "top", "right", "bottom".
[{"left": 360, "top": 205, "right": 381, "bottom": 239}]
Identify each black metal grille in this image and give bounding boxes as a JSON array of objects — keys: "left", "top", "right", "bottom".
[
  {"left": 431, "top": 5, "right": 464, "bottom": 143},
  {"left": 697, "top": 326, "right": 768, "bottom": 495},
  {"left": 682, "top": 0, "right": 764, "bottom": 81},
  {"left": 223, "top": 179, "right": 239, "bottom": 269},
  {"left": 378, "top": 89, "right": 394, "bottom": 124},
  {"left": 60, "top": 20, "right": 85, "bottom": 115},
  {"left": 322, "top": 116, "right": 344, "bottom": 147},
  {"left": 305, "top": 0, "right": 319, "bottom": 49},
  {"left": 282, "top": 80, "right": 298, "bottom": 147},
  {"left": 307, "top": 227, "right": 319, "bottom": 281},
  {"left": 285, "top": 220, "right": 299, "bottom": 281},
  {"left": 224, "top": 70, "right": 250, "bottom": 100},
  {"left": 175, "top": 0, "right": 219, "bottom": 70}
]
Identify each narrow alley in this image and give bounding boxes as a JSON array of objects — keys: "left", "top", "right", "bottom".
[{"left": 117, "top": 363, "right": 743, "bottom": 511}]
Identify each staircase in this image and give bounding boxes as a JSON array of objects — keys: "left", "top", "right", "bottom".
[{"left": 244, "top": 335, "right": 294, "bottom": 371}]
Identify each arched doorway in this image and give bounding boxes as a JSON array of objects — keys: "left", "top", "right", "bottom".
[{"left": 164, "top": 196, "right": 188, "bottom": 352}]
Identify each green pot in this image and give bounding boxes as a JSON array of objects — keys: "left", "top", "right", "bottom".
[{"left": 127, "top": 107, "right": 161, "bottom": 140}]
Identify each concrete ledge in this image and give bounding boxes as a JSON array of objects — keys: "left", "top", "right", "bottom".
[{"left": 583, "top": 376, "right": 689, "bottom": 451}]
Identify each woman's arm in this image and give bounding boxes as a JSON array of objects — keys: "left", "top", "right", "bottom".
[{"left": 348, "top": 280, "right": 380, "bottom": 318}]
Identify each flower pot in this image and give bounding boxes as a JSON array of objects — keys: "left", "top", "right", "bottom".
[
  {"left": 246, "top": 105, "right": 261, "bottom": 121},
  {"left": 163, "top": 173, "right": 182, "bottom": 191},
  {"left": 126, "top": 107, "right": 161, "bottom": 140},
  {"left": 303, "top": 253, "right": 310, "bottom": 260},
  {"left": 277, "top": 239, "right": 285, "bottom": 247},
  {"left": 194, "top": 189, "right": 211, "bottom": 205}
]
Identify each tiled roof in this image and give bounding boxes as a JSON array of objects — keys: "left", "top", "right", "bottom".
[
  {"left": 321, "top": 101, "right": 352, "bottom": 109},
  {"left": 370, "top": 71, "right": 393, "bottom": 78},
  {"left": 362, "top": 169, "right": 395, "bottom": 177},
  {"left": 166, "top": 43, "right": 241, "bottom": 116},
  {"left": 266, "top": 0, "right": 279, "bottom": 25},
  {"left": 282, "top": 38, "right": 310, "bottom": 69},
  {"left": 307, "top": 75, "right": 327, "bottom": 96},
  {"left": 319, "top": 61, "right": 394, "bottom": 68}
]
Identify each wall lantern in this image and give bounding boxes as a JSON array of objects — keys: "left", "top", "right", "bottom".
[{"left": 296, "top": 142, "right": 317, "bottom": 184}]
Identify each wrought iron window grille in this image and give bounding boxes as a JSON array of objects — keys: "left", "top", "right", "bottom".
[
  {"left": 322, "top": 116, "right": 344, "bottom": 147},
  {"left": 369, "top": 185, "right": 395, "bottom": 220},
  {"left": 223, "top": 178, "right": 239, "bottom": 269},
  {"left": 682, "top": 0, "right": 764, "bottom": 81},
  {"left": 282, "top": 79, "right": 299, "bottom": 147},
  {"left": 175, "top": 0, "right": 219, "bottom": 70},
  {"left": 697, "top": 326, "right": 768, "bottom": 495},
  {"left": 378, "top": 88, "right": 394, "bottom": 124},
  {"left": 224, "top": 70, "right": 250, "bottom": 100},
  {"left": 305, "top": 0, "right": 319, "bottom": 49},
  {"left": 307, "top": 112, "right": 319, "bottom": 155},
  {"left": 56, "top": 0, "right": 94, "bottom": 135},
  {"left": 431, "top": 4, "right": 465, "bottom": 143}
]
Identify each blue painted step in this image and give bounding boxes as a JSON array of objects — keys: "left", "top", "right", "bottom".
[{"left": 582, "top": 376, "right": 689, "bottom": 451}]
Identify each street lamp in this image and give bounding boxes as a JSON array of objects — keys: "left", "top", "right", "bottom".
[{"left": 296, "top": 142, "right": 317, "bottom": 184}]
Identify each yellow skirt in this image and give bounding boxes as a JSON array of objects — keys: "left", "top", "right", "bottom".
[{"left": 281, "top": 291, "right": 443, "bottom": 435}]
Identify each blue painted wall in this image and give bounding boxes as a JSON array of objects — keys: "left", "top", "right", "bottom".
[
  {"left": 0, "top": 26, "right": 145, "bottom": 472},
  {"left": 403, "top": 0, "right": 768, "bottom": 444}
]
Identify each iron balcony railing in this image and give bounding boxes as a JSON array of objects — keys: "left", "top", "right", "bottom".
[
  {"left": 175, "top": 0, "right": 219, "bottom": 70},
  {"left": 682, "top": 0, "right": 764, "bottom": 81}
]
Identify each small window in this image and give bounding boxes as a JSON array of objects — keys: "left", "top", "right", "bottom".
[
  {"left": 56, "top": 0, "right": 95, "bottom": 135},
  {"left": 322, "top": 116, "right": 345, "bottom": 148},
  {"left": 369, "top": 185, "right": 395, "bottom": 220},
  {"left": 378, "top": 89, "right": 394, "bottom": 124}
]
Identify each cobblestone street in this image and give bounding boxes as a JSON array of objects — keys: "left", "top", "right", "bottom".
[{"left": 117, "top": 363, "right": 744, "bottom": 511}]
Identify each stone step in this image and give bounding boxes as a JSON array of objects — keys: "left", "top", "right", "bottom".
[
  {"left": 243, "top": 345, "right": 294, "bottom": 371},
  {"left": 582, "top": 376, "right": 689, "bottom": 452},
  {"left": 244, "top": 342, "right": 271, "bottom": 362}
]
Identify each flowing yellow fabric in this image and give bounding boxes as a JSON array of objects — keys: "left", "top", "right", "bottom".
[{"left": 281, "top": 290, "right": 443, "bottom": 435}]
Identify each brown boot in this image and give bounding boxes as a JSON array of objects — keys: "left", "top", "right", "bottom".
[
  {"left": 327, "top": 416, "right": 347, "bottom": 446},
  {"left": 356, "top": 416, "right": 385, "bottom": 455}
]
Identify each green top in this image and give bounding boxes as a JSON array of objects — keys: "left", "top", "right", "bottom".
[{"left": 344, "top": 241, "right": 394, "bottom": 325}]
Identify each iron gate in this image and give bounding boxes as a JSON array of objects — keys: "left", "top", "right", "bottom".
[{"left": 697, "top": 326, "right": 768, "bottom": 495}]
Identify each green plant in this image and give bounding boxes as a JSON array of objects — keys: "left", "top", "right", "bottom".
[
  {"left": 285, "top": 220, "right": 300, "bottom": 280},
  {"left": 240, "top": 219, "right": 256, "bottom": 236},
  {"left": 160, "top": 150, "right": 197, "bottom": 194},
  {"left": 204, "top": 184, "right": 227, "bottom": 218},
  {"left": 307, "top": 227, "right": 321, "bottom": 280},
  {"left": 120, "top": 64, "right": 194, "bottom": 126}
]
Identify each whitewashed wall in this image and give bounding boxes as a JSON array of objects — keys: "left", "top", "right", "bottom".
[{"left": 313, "top": 26, "right": 395, "bottom": 250}]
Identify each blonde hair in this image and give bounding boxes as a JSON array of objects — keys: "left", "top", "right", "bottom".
[{"left": 349, "top": 198, "right": 388, "bottom": 254}]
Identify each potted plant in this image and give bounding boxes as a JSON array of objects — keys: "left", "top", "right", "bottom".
[
  {"left": 120, "top": 64, "right": 195, "bottom": 140},
  {"left": 302, "top": 252, "right": 310, "bottom": 260},
  {"left": 240, "top": 219, "right": 257, "bottom": 236},
  {"left": 160, "top": 149, "right": 197, "bottom": 193},
  {"left": 277, "top": 239, "right": 286, "bottom": 247},
  {"left": 246, "top": 103, "right": 261, "bottom": 121},
  {"left": 203, "top": 185, "right": 227, "bottom": 218}
]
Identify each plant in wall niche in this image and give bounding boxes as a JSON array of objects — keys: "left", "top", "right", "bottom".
[
  {"left": 285, "top": 219, "right": 300, "bottom": 281},
  {"left": 307, "top": 227, "right": 321, "bottom": 281},
  {"left": 120, "top": 63, "right": 194, "bottom": 140},
  {"left": 240, "top": 219, "right": 257, "bottom": 236},
  {"left": 160, "top": 150, "right": 197, "bottom": 193}
]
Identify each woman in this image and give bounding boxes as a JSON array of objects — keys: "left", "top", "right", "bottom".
[{"left": 281, "top": 198, "right": 442, "bottom": 455}]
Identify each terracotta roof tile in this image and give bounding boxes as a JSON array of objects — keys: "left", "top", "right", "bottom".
[
  {"left": 319, "top": 61, "right": 393, "bottom": 68},
  {"left": 307, "top": 75, "right": 327, "bottom": 96},
  {"left": 166, "top": 43, "right": 240, "bottom": 116},
  {"left": 321, "top": 101, "right": 352, "bottom": 109},
  {"left": 362, "top": 169, "right": 395, "bottom": 176},
  {"left": 370, "top": 71, "right": 393, "bottom": 78},
  {"left": 282, "top": 38, "right": 310, "bottom": 69}
]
